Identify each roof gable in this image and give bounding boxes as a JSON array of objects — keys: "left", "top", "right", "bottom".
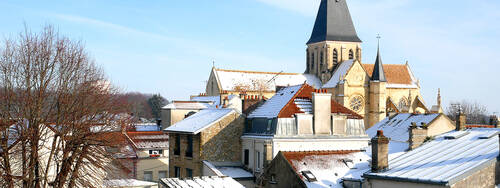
[
  {"left": 164, "top": 109, "right": 235, "bottom": 134},
  {"left": 366, "top": 113, "right": 441, "bottom": 142}
]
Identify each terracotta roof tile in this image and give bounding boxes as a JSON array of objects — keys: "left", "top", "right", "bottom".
[{"left": 363, "top": 64, "right": 412, "bottom": 85}]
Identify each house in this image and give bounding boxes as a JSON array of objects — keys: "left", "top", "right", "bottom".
[
  {"left": 364, "top": 128, "right": 500, "bottom": 188},
  {"left": 243, "top": 83, "right": 369, "bottom": 175},
  {"left": 125, "top": 131, "right": 169, "bottom": 182},
  {"left": 161, "top": 101, "right": 213, "bottom": 129},
  {"left": 164, "top": 108, "right": 245, "bottom": 178},
  {"left": 366, "top": 113, "right": 456, "bottom": 150},
  {"left": 159, "top": 176, "right": 244, "bottom": 188},
  {"left": 259, "top": 150, "right": 369, "bottom": 188},
  {"left": 202, "top": 161, "right": 255, "bottom": 187}
]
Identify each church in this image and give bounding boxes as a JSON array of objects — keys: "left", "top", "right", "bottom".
[{"left": 202, "top": 0, "right": 431, "bottom": 128}]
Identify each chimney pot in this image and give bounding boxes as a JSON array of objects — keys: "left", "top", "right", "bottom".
[
  {"left": 377, "top": 130, "right": 384, "bottom": 136},
  {"left": 372, "top": 130, "right": 389, "bottom": 172}
]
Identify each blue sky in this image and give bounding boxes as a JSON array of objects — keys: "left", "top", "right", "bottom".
[{"left": 1, "top": 0, "right": 499, "bottom": 114}]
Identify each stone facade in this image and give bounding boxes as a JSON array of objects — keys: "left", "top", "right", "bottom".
[
  {"left": 168, "top": 111, "right": 244, "bottom": 178},
  {"left": 408, "top": 123, "right": 428, "bottom": 150},
  {"left": 450, "top": 161, "right": 499, "bottom": 188},
  {"left": 259, "top": 152, "right": 306, "bottom": 188}
]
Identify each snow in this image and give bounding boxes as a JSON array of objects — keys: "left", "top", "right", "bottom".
[
  {"left": 366, "top": 113, "right": 440, "bottom": 142},
  {"left": 215, "top": 69, "right": 322, "bottom": 91},
  {"left": 162, "top": 101, "right": 211, "bottom": 110},
  {"left": 103, "top": 179, "right": 158, "bottom": 187},
  {"left": 366, "top": 128, "right": 500, "bottom": 184},
  {"left": 294, "top": 98, "right": 313, "bottom": 114},
  {"left": 164, "top": 109, "right": 235, "bottom": 134},
  {"left": 248, "top": 85, "right": 302, "bottom": 118},
  {"left": 161, "top": 176, "right": 244, "bottom": 188},
  {"left": 217, "top": 167, "right": 253, "bottom": 179},
  {"left": 134, "top": 123, "right": 160, "bottom": 131},
  {"left": 322, "top": 60, "right": 355, "bottom": 89}
]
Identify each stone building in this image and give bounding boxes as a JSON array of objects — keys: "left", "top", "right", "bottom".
[
  {"left": 125, "top": 131, "right": 169, "bottom": 182},
  {"left": 199, "top": 0, "right": 429, "bottom": 128},
  {"left": 243, "top": 83, "right": 369, "bottom": 176},
  {"left": 364, "top": 128, "right": 500, "bottom": 188},
  {"left": 164, "top": 108, "right": 245, "bottom": 178}
]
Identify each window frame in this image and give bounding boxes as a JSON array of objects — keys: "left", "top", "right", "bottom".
[
  {"left": 186, "top": 135, "right": 193, "bottom": 158},
  {"left": 143, "top": 171, "right": 153, "bottom": 182},
  {"left": 174, "top": 134, "right": 180, "bottom": 156}
]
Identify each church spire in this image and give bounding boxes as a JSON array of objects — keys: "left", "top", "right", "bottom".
[
  {"left": 437, "top": 88, "right": 442, "bottom": 107},
  {"left": 371, "top": 35, "right": 386, "bottom": 82},
  {"left": 307, "top": 0, "right": 362, "bottom": 44}
]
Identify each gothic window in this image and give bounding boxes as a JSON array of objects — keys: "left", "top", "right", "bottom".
[
  {"left": 320, "top": 52, "right": 324, "bottom": 71},
  {"left": 349, "top": 95, "right": 364, "bottom": 113},
  {"left": 349, "top": 49, "right": 354, "bottom": 60},
  {"left": 399, "top": 97, "right": 408, "bottom": 111},
  {"left": 311, "top": 53, "right": 315, "bottom": 70},
  {"left": 333, "top": 49, "right": 338, "bottom": 64},
  {"left": 306, "top": 50, "right": 310, "bottom": 71}
]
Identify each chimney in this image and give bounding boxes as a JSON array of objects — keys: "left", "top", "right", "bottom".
[
  {"left": 408, "top": 122, "right": 428, "bottom": 150},
  {"left": 312, "top": 91, "right": 332, "bottom": 135},
  {"left": 371, "top": 130, "right": 389, "bottom": 172},
  {"left": 156, "top": 119, "right": 162, "bottom": 130},
  {"left": 456, "top": 112, "right": 466, "bottom": 131},
  {"left": 490, "top": 115, "right": 498, "bottom": 127}
]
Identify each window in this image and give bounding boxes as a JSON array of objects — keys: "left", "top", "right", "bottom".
[
  {"left": 306, "top": 50, "right": 310, "bottom": 72},
  {"left": 311, "top": 53, "right": 315, "bottom": 70},
  {"left": 244, "top": 149, "right": 249, "bottom": 165},
  {"left": 349, "top": 49, "right": 354, "bottom": 59},
  {"left": 149, "top": 150, "right": 163, "bottom": 157},
  {"left": 174, "top": 135, "right": 180, "bottom": 155},
  {"left": 349, "top": 95, "right": 364, "bottom": 113},
  {"left": 144, "top": 171, "right": 153, "bottom": 181},
  {"left": 333, "top": 49, "right": 338, "bottom": 64},
  {"left": 256, "top": 151, "right": 261, "bottom": 170},
  {"left": 174, "top": 166, "right": 181, "bottom": 178},
  {"left": 186, "top": 135, "right": 193, "bottom": 158},
  {"left": 320, "top": 51, "right": 324, "bottom": 67},
  {"left": 158, "top": 171, "right": 167, "bottom": 180},
  {"left": 399, "top": 97, "right": 409, "bottom": 111},
  {"left": 186, "top": 168, "right": 193, "bottom": 178}
]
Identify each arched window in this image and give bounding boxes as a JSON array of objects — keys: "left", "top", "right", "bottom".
[
  {"left": 333, "top": 49, "right": 338, "bottom": 64},
  {"left": 320, "top": 52, "right": 324, "bottom": 71},
  {"left": 306, "top": 50, "right": 310, "bottom": 72},
  {"left": 311, "top": 53, "right": 315, "bottom": 70},
  {"left": 349, "top": 49, "right": 354, "bottom": 60}
]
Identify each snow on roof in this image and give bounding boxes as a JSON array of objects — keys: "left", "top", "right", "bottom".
[
  {"left": 366, "top": 113, "right": 440, "bottom": 142},
  {"left": 127, "top": 131, "right": 169, "bottom": 149},
  {"left": 160, "top": 176, "right": 244, "bottom": 188},
  {"left": 134, "top": 123, "right": 160, "bottom": 131},
  {"left": 217, "top": 167, "right": 253, "bottom": 179},
  {"left": 162, "top": 101, "right": 211, "bottom": 110},
  {"left": 191, "top": 95, "right": 221, "bottom": 106},
  {"left": 215, "top": 68, "right": 322, "bottom": 91},
  {"left": 282, "top": 150, "right": 369, "bottom": 188},
  {"left": 365, "top": 128, "right": 500, "bottom": 185},
  {"left": 247, "top": 85, "right": 302, "bottom": 118},
  {"left": 104, "top": 179, "right": 158, "bottom": 187},
  {"left": 322, "top": 60, "right": 355, "bottom": 89},
  {"left": 164, "top": 109, "right": 235, "bottom": 134}
]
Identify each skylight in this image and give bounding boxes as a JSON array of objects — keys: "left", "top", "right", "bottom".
[{"left": 301, "top": 170, "right": 317, "bottom": 182}]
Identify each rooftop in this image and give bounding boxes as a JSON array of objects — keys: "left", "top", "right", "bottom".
[
  {"left": 164, "top": 108, "right": 236, "bottom": 134},
  {"left": 160, "top": 176, "right": 244, "bottom": 188},
  {"left": 362, "top": 64, "right": 416, "bottom": 86},
  {"left": 365, "top": 128, "right": 500, "bottom": 186},
  {"left": 162, "top": 101, "right": 212, "bottom": 110},
  {"left": 366, "top": 113, "right": 441, "bottom": 142},
  {"left": 126, "top": 131, "right": 169, "bottom": 149},
  {"left": 103, "top": 179, "right": 158, "bottom": 187}
]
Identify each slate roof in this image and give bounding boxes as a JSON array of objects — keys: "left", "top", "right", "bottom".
[
  {"left": 371, "top": 46, "right": 386, "bottom": 82},
  {"left": 214, "top": 68, "right": 322, "bottom": 92},
  {"left": 162, "top": 101, "right": 211, "bottom": 110},
  {"left": 247, "top": 85, "right": 303, "bottom": 118},
  {"left": 365, "top": 128, "right": 500, "bottom": 186},
  {"left": 164, "top": 109, "right": 236, "bottom": 134},
  {"left": 322, "top": 59, "right": 355, "bottom": 89},
  {"left": 307, "top": 0, "right": 361, "bottom": 44},
  {"left": 160, "top": 176, "right": 244, "bottom": 188},
  {"left": 366, "top": 113, "right": 441, "bottom": 142}
]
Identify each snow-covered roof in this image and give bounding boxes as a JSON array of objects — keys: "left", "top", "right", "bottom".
[
  {"left": 104, "top": 179, "right": 158, "bottom": 187},
  {"left": 282, "top": 150, "right": 369, "bottom": 188},
  {"left": 160, "top": 176, "right": 244, "bottom": 188},
  {"left": 215, "top": 68, "right": 322, "bottom": 91},
  {"left": 366, "top": 113, "right": 441, "bottom": 142},
  {"left": 162, "top": 101, "right": 211, "bottom": 110},
  {"left": 322, "top": 60, "right": 355, "bottom": 89},
  {"left": 164, "top": 109, "right": 236, "bottom": 134},
  {"left": 202, "top": 161, "right": 253, "bottom": 179},
  {"left": 248, "top": 85, "right": 302, "bottom": 118},
  {"left": 134, "top": 123, "right": 160, "bottom": 131},
  {"left": 365, "top": 128, "right": 500, "bottom": 186},
  {"left": 127, "top": 131, "right": 169, "bottom": 149}
]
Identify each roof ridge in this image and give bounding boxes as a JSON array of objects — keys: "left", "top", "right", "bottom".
[{"left": 215, "top": 68, "right": 300, "bottom": 75}]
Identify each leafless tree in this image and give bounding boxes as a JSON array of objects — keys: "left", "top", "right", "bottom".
[
  {"left": 446, "top": 100, "right": 489, "bottom": 124},
  {"left": 0, "top": 25, "right": 130, "bottom": 187}
]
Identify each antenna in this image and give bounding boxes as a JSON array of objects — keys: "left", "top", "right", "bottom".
[{"left": 267, "top": 71, "right": 283, "bottom": 84}]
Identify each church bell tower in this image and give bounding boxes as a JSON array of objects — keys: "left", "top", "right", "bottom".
[{"left": 305, "top": 0, "right": 362, "bottom": 84}]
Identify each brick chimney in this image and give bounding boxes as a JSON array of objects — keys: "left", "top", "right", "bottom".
[
  {"left": 312, "top": 90, "right": 332, "bottom": 135},
  {"left": 408, "top": 122, "right": 428, "bottom": 150},
  {"left": 371, "top": 130, "right": 389, "bottom": 172},
  {"left": 456, "top": 112, "right": 466, "bottom": 131}
]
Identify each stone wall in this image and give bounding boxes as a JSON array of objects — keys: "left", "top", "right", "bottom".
[
  {"left": 200, "top": 112, "right": 245, "bottom": 162},
  {"left": 260, "top": 152, "right": 306, "bottom": 188},
  {"left": 168, "top": 133, "right": 202, "bottom": 178},
  {"left": 451, "top": 161, "right": 498, "bottom": 188}
]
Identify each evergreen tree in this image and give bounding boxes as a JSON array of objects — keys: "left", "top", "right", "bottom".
[{"left": 148, "top": 94, "right": 168, "bottom": 120}]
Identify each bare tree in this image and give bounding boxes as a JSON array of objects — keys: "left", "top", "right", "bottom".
[
  {"left": 446, "top": 100, "right": 489, "bottom": 124},
  {"left": 0, "top": 25, "right": 129, "bottom": 187}
]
